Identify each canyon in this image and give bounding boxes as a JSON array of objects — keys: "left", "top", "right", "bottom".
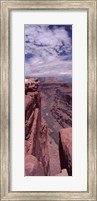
[{"left": 25, "top": 78, "right": 72, "bottom": 176}]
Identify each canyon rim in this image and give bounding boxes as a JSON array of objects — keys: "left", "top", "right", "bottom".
[{"left": 25, "top": 25, "right": 72, "bottom": 176}]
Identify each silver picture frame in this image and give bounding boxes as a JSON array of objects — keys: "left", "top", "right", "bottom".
[{"left": 0, "top": 0, "right": 97, "bottom": 200}]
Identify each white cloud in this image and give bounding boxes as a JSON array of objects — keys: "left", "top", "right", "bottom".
[{"left": 25, "top": 25, "right": 72, "bottom": 78}]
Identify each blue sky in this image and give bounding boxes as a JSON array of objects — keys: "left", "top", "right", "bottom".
[{"left": 25, "top": 25, "right": 72, "bottom": 78}]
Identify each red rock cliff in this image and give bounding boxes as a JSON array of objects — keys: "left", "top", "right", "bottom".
[
  {"left": 59, "top": 128, "right": 72, "bottom": 176},
  {"left": 25, "top": 78, "right": 50, "bottom": 176}
]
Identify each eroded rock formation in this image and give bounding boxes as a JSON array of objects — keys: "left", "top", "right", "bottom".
[
  {"left": 25, "top": 78, "right": 50, "bottom": 176},
  {"left": 25, "top": 78, "right": 72, "bottom": 176},
  {"left": 25, "top": 155, "right": 44, "bottom": 176},
  {"left": 59, "top": 128, "right": 72, "bottom": 176}
]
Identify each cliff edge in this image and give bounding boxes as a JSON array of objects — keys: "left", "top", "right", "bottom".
[{"left": 25, "top": 78, "right": 50, "bottom": 176}]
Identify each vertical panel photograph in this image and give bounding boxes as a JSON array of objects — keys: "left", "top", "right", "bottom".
[{"left": 25, "top": 25, "right": 72, "bottom": 176}]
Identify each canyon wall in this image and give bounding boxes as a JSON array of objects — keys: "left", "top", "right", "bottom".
[
  {"left": 25, "top": 78, "right": 72, "bottom": 176},
  {"left": 25, "top": 78, "right": 50, "bottom": 176},
  {"left": 59, "top": 128, "right": 72, "bottom": 176}
]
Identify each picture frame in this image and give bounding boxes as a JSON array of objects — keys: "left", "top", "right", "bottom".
[{"left": 0, "top": 0, "right": 97, "bottom": 200}]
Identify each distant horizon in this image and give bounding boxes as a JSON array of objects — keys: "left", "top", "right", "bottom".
[{"left": 25, "top": 75, "right": 72, "bottom": 83}]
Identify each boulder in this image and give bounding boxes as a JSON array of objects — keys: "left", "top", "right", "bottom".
[
  {"left": 59, "top": 128, "right": 72, "bottom": 176},
  {"left": 25, "top": 155, "right": 44, "bottom": 176}
]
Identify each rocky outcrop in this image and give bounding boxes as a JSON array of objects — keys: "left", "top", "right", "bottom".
[
  {"left": 25, "top": 155, "right": 44, "bottom": 176},
  {"left": 25, "top": 78, "right": 72, "bottom": 176},
  {"left": 56, "top": 169, "right": 68, "bottom": 176},
  {"left": 59, "top": 128, "right": 72, "bottom": 176},
  {"left": 25, "top": 78, "right": 50, "bottom": 176},
  {"left": 39, "top": 118, "right": 50, "bottom": 175}
]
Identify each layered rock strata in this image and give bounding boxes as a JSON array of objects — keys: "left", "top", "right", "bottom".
[
  {"left": 25, "top": 78, "right": 72, "bottom": 176},
  {"left": 25, "top": 78, "right": 50, "bottom": 176}
]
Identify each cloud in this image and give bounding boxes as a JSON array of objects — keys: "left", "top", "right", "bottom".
[{"left": 25, "top": 25, "right": 72, "bottom": 78}]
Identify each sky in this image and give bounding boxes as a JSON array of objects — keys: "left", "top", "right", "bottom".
[{"left": 25, "top": 25, "right": 72, "bottom": 79}]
